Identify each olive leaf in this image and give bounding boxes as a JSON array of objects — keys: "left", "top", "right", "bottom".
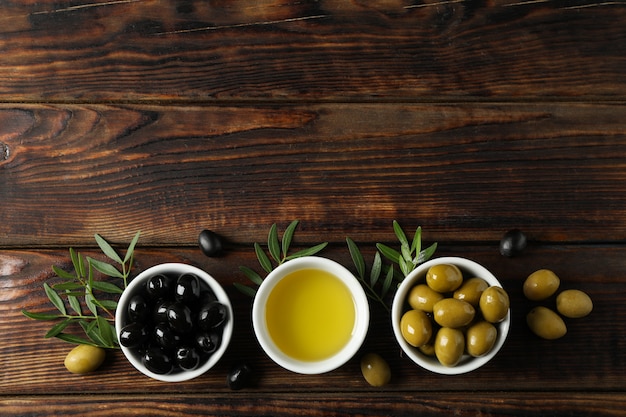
[{"left": 236, "top": 220, "right": 328, "bottom": 297}]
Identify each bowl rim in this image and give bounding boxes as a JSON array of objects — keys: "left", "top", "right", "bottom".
[
  {"left": 252, "top": 256, "right": 369, "bottom": 374},
  {"left": 115, "top": 262, "right": 234, "bottom": 382},
  {"left": 391, "top": 256, "right": 510, "bottom": 375}
]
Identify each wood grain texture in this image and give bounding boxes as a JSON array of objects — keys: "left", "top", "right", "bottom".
[
  {"left": 2, "top": 245, "right": 624, "bottom": 397},
  {"left": 0, "top": 1, "right": 624, "bottom": 101},
  {"left": 2, "top": 392, "right": 626, "bottom": 417},
  {"left": 1, "top": 103, "right": 625, "bottom": 247}
]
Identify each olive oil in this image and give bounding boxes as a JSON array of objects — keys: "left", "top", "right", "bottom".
[{"left": 265, "top": 268, "right": 356, "bottom": 362}]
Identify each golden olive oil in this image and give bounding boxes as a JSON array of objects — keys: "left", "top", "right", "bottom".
[{"left": 265, "top": 268, "right": 356, "bottom": 362}]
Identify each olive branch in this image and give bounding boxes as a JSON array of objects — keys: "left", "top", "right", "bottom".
[
  {"left": 235, "top": 220, "right": 328, "bottom": 297},
  {"left": 22, "top": 232, "right": 140, "bottom": 348}
]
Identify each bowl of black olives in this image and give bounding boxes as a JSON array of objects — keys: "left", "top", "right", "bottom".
[{"left": 116, "top": 263, "right": 233, "bottom": 382}]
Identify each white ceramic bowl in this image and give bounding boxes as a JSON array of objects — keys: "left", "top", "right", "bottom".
[
  {"left": 116, "top": 263, "right": 233, "bottom": 382},
  {"left": 392, "top": 257, "right": 510, "bottom": 375},
  {"left": 252, "top": 256, "right": 369, "bottom": 374}
]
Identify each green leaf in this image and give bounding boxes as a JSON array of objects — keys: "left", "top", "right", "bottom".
[
  {"left": 68, "top": 295, "right": 82, "bottom": 315},
  {"left": 417, "top": 242, "right": 438, "bottom": 264},
  {"left": 98, "top": 300, "right": 118, "bottom": 310},
  {"left": 45, "top": 319, "right": 71, "bottom": 338},
  {"left": 88, "top": 257, "right": 124, "bottom": 279},
  {"left": 370, "top": 252, "right": 382, "bottom": 287},
  {"left": 239, "top": 266, "right": 263, "bottom": 285},
  {"left": 381, "top": 266, "right": 395, "bottom": 298},
  {"left": 44, "top": 282, "right": 66, "bottom": 315},
  {"left": 346, "top": 238, "right": 365, "bottom": 279},
  {"left": 22, "top": 310, "right": 62, "bottom": 320},
  {"left": 52, "top": 265, "right": 76, "bottom": 280},
  {"left": 376, "top": 243, "right": 401, "bottom": 264},
  {"left": 52, "top": 282, "right": 84, "bottom": 291},
  {"left": 91, "top": 281, "right": 123, "bottom": 294},
  {"left": 124, "top": 231, "right": 141, "bottom": 263},
  {"left": 97, "top": 316, "right": 115, "bottom": 347},
  {"left": 411, "top": 226, "right": 422, "bottom": 255},
  {"left": 398, "top": 256, "right": 410, "bottom": 277},
  {"left": 94, "top": 233, "right": 123, "bottom": 264},
  {"left": 77, "top": 252, "right": 86, "bottom": 278},
  {"left": 267, "top": 223, "right": 281, "bottom": 263},
  {"left": 393, "top": 220, "right": 409, "bottom": 247},
  {"left": 55, "top": 333, "right": 98, "bottom": 346},
  {"left": 282, "top": 220, "right": 299, "bottom": 258},
  {"left": 254, "top": 243, "right": 273, "bottom": 273},
  {"left": 70, "top": 248, "right": 80, "bottom": 276},
  {"left": 85, "top": 293, "right": 98, "bottom": 316},
  {"left": 285, "top": 242, "right": 328, "bottom": 260},
  {"left": 401, "top": 244, "right": 412, "bottom": 263},
  {"left": 234, "top": 282, "right": 257, "bottom": 298}
]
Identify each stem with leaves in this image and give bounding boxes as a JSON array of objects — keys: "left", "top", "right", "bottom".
[
  {"left": 235, "top": 220, "right": 328, "bottom": 297},
  {"left": 376, "top": 221, "right": 437, "bottom": 277},
  {"left": 346, "top": 238, "right": 395, "bottom": 312},
  {"left": 22, "top": 232, "right": 140, "bottom": 348}
]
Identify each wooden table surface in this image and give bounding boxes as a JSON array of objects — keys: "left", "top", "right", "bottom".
[{"left": 1, "top": 1, "right": 625, "bottom": 415}]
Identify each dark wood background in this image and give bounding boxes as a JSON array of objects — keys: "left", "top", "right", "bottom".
[{"left": 1, "top": 0, "right": 625, "bottom": 415}]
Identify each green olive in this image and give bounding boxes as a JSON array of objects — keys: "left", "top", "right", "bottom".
[
  {"left": 523, "top": 269, "right": 560, "bottom": 301},
  {"left": 433, "top": 298, "right": 475, "bottom": 328},
  {"left": 434, "top": 327, "right": 465, "bottom": 367},
  {"left": 453, "top": 277, "right": 489, "bottom": 307},
  {"left": 419, "top": 342, "right": 436, "bottom": 357},
  {"left": 466, "top": 321, "right": 497, "bottom": 357},
  {"left": 64, "top": 344, "right": 106, "bottom": 374},
  {"left": 556, "top": 289, "right": 593, "bottom": 318},
  {"left": 479, "top": 286, "right": 510, "bottom": 323},
  {"left": 360, "top": 353, "right": 391, "bottom": 387},
  {"left": 527, "top": 306, "right": 567, "bottom": 340},
  {"left": 426, "top": 264, "right": 463, "bottom": 293},
  {"left": 400, "top": 309, "right": 432, "bottom": 347},
  {"left": 408, "top": 284, "right": 444, "bottom": 313}
]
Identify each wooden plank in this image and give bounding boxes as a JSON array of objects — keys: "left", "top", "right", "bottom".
[
  {"left": 2, "top": 392, "right": 626, "bottom": 416},
  {"left": 2, "top": 245, "right": 624, "bottom": 394},
  {"left": 0, "top": 1, "right": 624, "bottom": 101},
  {"left": 1, "top": 103, "right": 625, "bottom": 247}
]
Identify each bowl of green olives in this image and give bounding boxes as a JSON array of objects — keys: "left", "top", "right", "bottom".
[
  {"left": 116, "top": 263, "right": 233, "bottom": 382},
  {"left": 391, "top": 257, "right": 510, "bottom": 375}
]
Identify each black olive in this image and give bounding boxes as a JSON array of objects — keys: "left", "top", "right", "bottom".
[
  {"left": 127, "top": 294, "right": 150, "bottom": 323},
  {"left": 146, "top": 274, "right": 174, "bottom": 299},
  {"left": 499, "top": 229, "right": 527, "bottom": 257},
  {"left": 153, "top": 322, "right": 182, "bottom": 349},
  {"left": 175, "top": 345, "right": 201, "bottom": 371},
  {"left": 198, "top": 229, "right": 224, "bottom": 257},
  {"left": 227, "top": 363, "right": 253, "bottom": 390},
  {"left": 119, "top": 323, "right": 149, "bottom": 348},
  {"left": 195, "top": 331, "right": 221, "bottom": 354},
  {"left": 167, "top": 302, "right": 194, "bottom": 334},
  {"left": 198, "top": 301, "right": 228, "bottom": 331},
  {"left": 142, "top": 347, "right": 173, "bottom": 375},
  {"left": 175, "top": 273, "right": 201, "bottom": 304},
  {"left": 152, "top": 299, "right": 170, "bottom": 323}
]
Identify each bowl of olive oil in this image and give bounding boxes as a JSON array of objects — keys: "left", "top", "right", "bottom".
[{"left": 252, "top": 256, "right": 369, "bottom": 374}]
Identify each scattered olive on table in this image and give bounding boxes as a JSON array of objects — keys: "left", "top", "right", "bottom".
[
  {"left": 556, "top": 289, "right": 593, "bottom": 318},
  {"left": 64, "top": 344, "right": 106, "bottom": 374},
  {"left": 499, "top": 229, "right": 527, "bottom": 257},
  {"left": 198, "top": 229, "right": 224, "bottom": 257},
  {"left": 523, "top": 269, "right": 560, "bottom": 301},
  {"left": 360, "top": 353, "right": 391, "bottom": 387},
  {"left": 227, "top": 362, "right": 254, "bottom": 390},
  {"left": 523, "top": 268, "right": 593, "bottom": 339},
  {"left": 119, "top": 272, "right": 229, "bottom": 375}
]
